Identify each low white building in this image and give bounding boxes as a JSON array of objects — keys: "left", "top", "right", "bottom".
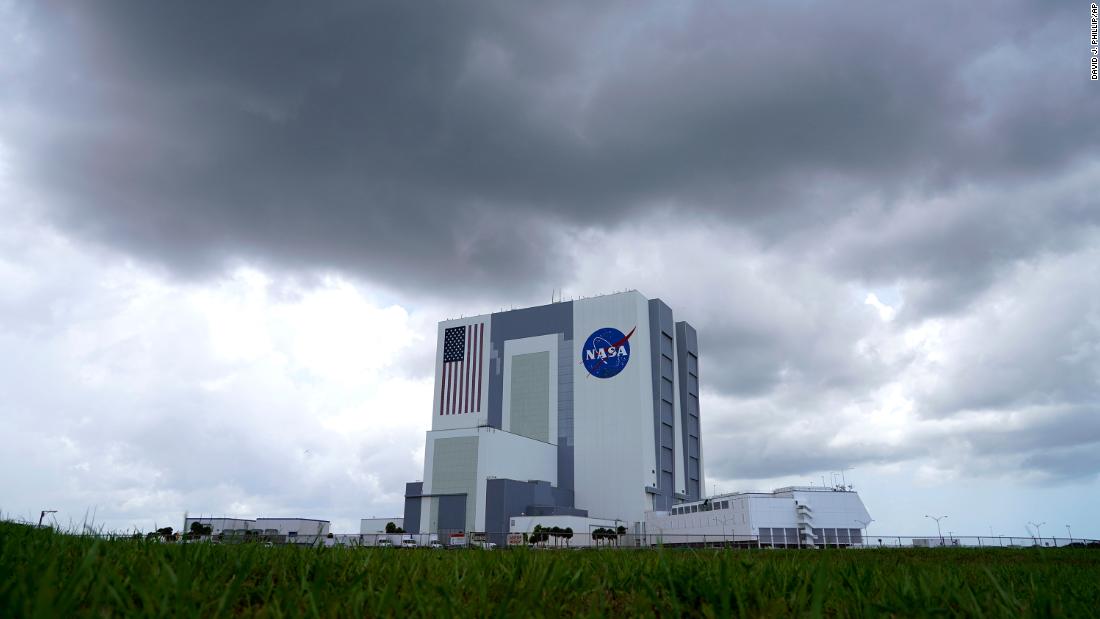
[
  {"left": 508, "top": 515, "right": 624, "bottom": 547},
  {"left": 645, "top": 486, "right": 872, "bottom": 547},
  {"left": 183, "top": 517, "right": 256, "bottom": 535},
  {"left": 360, "top": 517, "right": 404, "bottom": 534},
  {"left": 255, "top": 517, "right": 330, "bottom": 543}
]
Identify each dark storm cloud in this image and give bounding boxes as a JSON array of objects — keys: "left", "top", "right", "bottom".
[
  {"left": 4, "top": 0, "right": 1099, "bottom": 504},
  {"left": 4, "top": 0, "right": 1094, "bottom": 300}
]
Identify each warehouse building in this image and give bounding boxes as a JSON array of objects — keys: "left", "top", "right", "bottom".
[
  {"left": 403, "top": 290, "right": 703, "bottom": 543},
  {"left": 644, "top": 486, "right": 873, "bottom": 547},
  {"left": 184, "top": 516, "right": 330, "bottom": 545}
]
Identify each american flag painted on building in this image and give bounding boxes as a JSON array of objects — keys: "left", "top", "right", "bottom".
[{"left": 440, "top": 323, "right": 484, "bottom": 415}]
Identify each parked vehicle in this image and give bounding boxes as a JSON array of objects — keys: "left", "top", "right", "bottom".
[
  {"left": 376, "top": 538, "right": 394, "bottom": 548},
  {"left": 401, "top": 539, "right": 417, "bottom": 548},
  {"left": 429, "top": 540, "right": 444, "bottom": 549}
]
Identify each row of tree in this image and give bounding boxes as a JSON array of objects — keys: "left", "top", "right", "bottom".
[
  {"left": 529, "top": 525, "right": 573, "bottom": 547},
  {"left": 591, "top": 526, "right": 629, "bottom": 546},
  {"left": 527, "top": 524, "right": 629, "bottom": 547}
]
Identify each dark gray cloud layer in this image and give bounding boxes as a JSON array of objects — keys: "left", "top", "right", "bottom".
[
  {"left": 5, "top": 1, "right": 1095, "bottom": 297},
  {"left": 2, "top": 0, "right": 1099, "bottom": 527}
]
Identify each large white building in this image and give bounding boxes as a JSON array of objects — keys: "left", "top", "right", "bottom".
[
  {"left": 399, "top": 290, "right": 872, "bottom": 547},
  {"left": 403, "top": 291, "right": 703, "bottom": 544},
  {"left": 645, "top": 486, "right": 872, "bottom": 547}
]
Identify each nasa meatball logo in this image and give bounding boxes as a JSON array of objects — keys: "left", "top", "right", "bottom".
[{"left": 581, "top": 326, "right": 636, "bottom": 379}]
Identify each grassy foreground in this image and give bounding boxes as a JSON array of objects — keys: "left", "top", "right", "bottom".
[{"left": 2, "top": 523, "right": 1098, "bottom": 617}]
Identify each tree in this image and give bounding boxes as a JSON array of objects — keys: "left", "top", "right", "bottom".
[
  {"left": 531, "top": 525, "right": 549, "bottom": 546},
  {"left": 616, "top": 525, "right": 627, "bottom": 547},
  {"left": 592, "top": 527, "right": 617, "bottom": 547},
  {"left": 385, "top": 522, "right": 405, "bottom": 534},
  {"left": 550, "top": 526, "right": 563, "bottom": 548},
  {"left": 563, "top": 527, "right": 573, "bottom": 547}
]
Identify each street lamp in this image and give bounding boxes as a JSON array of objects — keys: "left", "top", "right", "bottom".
[
  {"left": 37, "top": 510, "right": 57, "bottom": 528},
  {"left": 1065, "top": 524, "right": 1073, "bottom": 544},
  {"left": 1028, "top": 521, "right": 1046, "bottom": 545},
  {"left": 925, "top": 515, "right": 947, "bottom": 546},
  {"left": 855, "top": 519, "right": 872, "bottom": 546}
]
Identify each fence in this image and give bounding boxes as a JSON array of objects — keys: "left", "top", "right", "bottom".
[{"left": 9, "top": 520, "right": 1098, "bottom": 550}]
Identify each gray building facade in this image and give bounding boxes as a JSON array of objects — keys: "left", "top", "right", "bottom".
[{"left": 404, "top": 291, "right": 703, "bottom": 536}]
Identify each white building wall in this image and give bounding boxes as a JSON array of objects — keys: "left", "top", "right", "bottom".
[
  {"left": 474, "top": 427, "right": 557, "bottom": 531},
  {"left": 418, "top": 426, "right": 557, "bottom": 533},
  {"left": 360, "top": 518, "right": 403, "bottom": 534},
  {"left": 432, "top": 315, "right": 492, "bottom": 431},
  {"left": 572, "top": 291, "right": 658, "bottom": 524},
  {"left": 183, "top": 517, "right": 256, "bottom": 535},
  {"left": 644, "top": 490, "right": 872, "bottom": 545},
  {"left": 254, "top": 518, "right": 330, "bottom": 537},
  {"left": 509, "top": 515, "right": 623, "bottom": 547}
]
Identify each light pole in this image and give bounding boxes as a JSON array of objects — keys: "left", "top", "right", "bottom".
[
  {"left": 37, "top": 510, "right": 57, "bottom": 528},
  {"left": 855, "top": 519, "right": 872, "bottom": 547},
  {"left": 1065, "top": 524, "right": 1073, "bottom": 544},
  {"left": 925, "top": 515, "right": 947, "bottom": 546},
  {"left": 1028, "top": 521, "right": 1046, "bottom": 546}
]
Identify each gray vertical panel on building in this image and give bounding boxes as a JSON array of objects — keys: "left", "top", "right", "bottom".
[
  {"left": 676, "top": 321, "right": 702, "bottom": 500},
  {"left": 649, "top": 299, "right": 677, "bottom": 511},
  {"left": 556, "top": 334, "right": 574, "bottom": 499},
  {"left": 509, "top": 351, "right": 551, "bottom": 442},
  {"left": 431, "top": 437, "right": 479, "bottom": 532},
  {"left": 402, "top": 482, "right": 423, "bottom": 534},
  {"left": 488, "top": 302, "right": 573, "bottom": 430},
  {"left": 437, "top": 495, "right": 467, "bottom": 535},
  {"left": 483, "top": 478, "right": 535, "bottom": 546}
]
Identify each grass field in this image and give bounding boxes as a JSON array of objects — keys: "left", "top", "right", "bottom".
[{"left": 2, "top": 522, "right": 1098, "bottom": 617}]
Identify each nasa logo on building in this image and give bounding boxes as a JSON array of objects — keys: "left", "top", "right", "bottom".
[{"left": 581, "top": 326, "right": 636, "bottom": 379}]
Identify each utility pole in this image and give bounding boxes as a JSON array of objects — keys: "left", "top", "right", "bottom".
[
  {"left": 855, "top": 519, "right": 872, "bottom": 546},
  {"left": 1065, "top": 524, "right": 1073, "bottom": 544},
  {"left": 925, "top": 515, "right": 947, "bottom": 546}
]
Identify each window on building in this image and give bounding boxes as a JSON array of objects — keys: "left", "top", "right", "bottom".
[{"left": 288, "top": 532, "right": 298, "bottom": 538}]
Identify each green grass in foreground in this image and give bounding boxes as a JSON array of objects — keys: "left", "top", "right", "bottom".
[{"left": 2, "top": 522, "right": 1099, "bottom": 617}]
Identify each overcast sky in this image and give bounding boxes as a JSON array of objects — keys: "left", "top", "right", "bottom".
[{"left": 2, "top": 1, "right": 1097, "bottom": 538}]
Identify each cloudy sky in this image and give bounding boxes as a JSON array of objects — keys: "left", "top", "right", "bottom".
[{"left": 2, "top": 0, "right": 1097, "bottom": 538}]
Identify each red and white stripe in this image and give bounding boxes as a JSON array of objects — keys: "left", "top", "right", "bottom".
[{"left": 440, "top": 323, "right": 484, "bottom": 415}]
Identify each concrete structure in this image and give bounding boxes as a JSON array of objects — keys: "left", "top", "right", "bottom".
[
  {"left": 360, "top": 517, "right": 404, "bottom": 534},
  {"left": 183, "top": 517, "right": 256, "bottom": 535},
  {"left": 644, "top": 486, "right": 873, "bottom": 546},
  {"left": 182, "top": 515, "right": 330, "bottom": 545},
  {"left": 254, "top": 518, "right": 330, "bottom": 540},
  {"left": 404, "top": 291, "right": 703, "bottom": 543}
]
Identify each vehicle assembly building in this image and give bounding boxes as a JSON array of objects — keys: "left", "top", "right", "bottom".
[
  {"left": 402, "top": 291, "right": 703, "bottom": 540},
  {"left": 402, "top": 290, "right": 872, "bottom": 546}
]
